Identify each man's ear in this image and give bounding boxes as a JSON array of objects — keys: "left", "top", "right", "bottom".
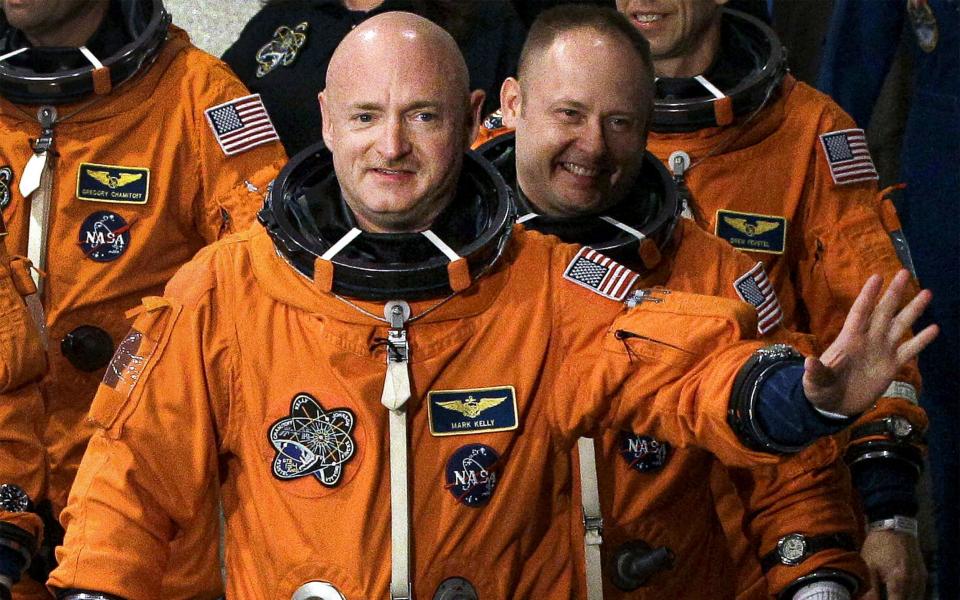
[
  {"left": 465, "top": 88, "right": 486, "bottom": 149},
  {"left": 500, "top": 77, "right": 522, "bottom": 128},
  {"left": 318, "top": 90, "right": 333, "bottom": 148}
]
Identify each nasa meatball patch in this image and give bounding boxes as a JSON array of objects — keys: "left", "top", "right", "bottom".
[
  {"left": 428, "top": 386, "right": 518, "bottom": 437},
  {"left": 78, "top": 211, "right": 133, "bottom": 262},
  {"left": 618, "top": 432, "right": 671, "bottom": 473},
  {"left": 445, "top": 444, "right": 500, "bottom": 507},
  {"left": 482, "top": 109, "right": 504, "bottom": 131},
  {"left": 269, "top": 393, "right": 356, "bottom": 487},
  {"left": 77, "top": 163, "right": 149, "bottom": 204}
]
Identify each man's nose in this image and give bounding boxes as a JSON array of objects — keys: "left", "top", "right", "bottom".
[
  {"left": 376, "top": 117, "right": 411, "bottom": 161},
  {"left": 577, "top": 119, "right": 608, "bottom": 158}
]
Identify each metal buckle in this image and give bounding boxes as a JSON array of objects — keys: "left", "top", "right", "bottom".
[{"left": 583, "top": 515, "right": 604, "bottom": 539}]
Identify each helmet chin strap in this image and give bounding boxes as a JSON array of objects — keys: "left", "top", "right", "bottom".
[
  {"left": 320, "top": 227, "right": 362, "bottom": 261},
  {"left": 0, "top": 47, "right": 27, "bottom": 62},
  {"left": 78, "top": 45, "right": 112, "bottom": 95}
]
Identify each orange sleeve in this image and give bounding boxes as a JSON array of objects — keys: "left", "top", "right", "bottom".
[
  {"left": 729, "top": 437, "right": 868, "bottom": 595},
  {"left": 0, "top": 385, "right": 47, "bottom": 548},
  {"left": 0, "top": 239, "right": 47, "bottom": 550},
  {"left": 669, "top": 224, "right": 864, "bottom": 591},
  {"left": 549, "top": 260, "right": 777, "bottom": 468},
  {"left": 0, "top": 241, "right": 45, "bottom": 391},
  {"left": 185, "top": 52, "right": 288, "bottom": 242},
  {"left": 792, "top": 108, "right": 925, "bottom": 448},
  {"left": 49, "top": 284, "right": 225, "bottom": 600}
]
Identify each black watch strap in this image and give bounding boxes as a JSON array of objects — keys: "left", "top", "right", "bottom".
[
  {"left": 760, "top": 532, "right": 857, "bottom": 572},
  {"left": 850, "top": 416, "right": 921, "bottom": 443}
]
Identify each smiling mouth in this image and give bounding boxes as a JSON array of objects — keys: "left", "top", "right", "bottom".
[
  {"left": 631, "top": 12, "right": 666, "bottom": 24},
  {"left": 561, "top": 162, "right": 602, "bottom": 177}
]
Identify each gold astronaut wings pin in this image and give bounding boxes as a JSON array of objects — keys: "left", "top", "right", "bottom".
[
  {"left": 428, "top": 386, "right": 518, "bottom": 437},
  {"left": 436, "top": 395, "right": 508, "bottom": 419},
  {"left": 77, "top": 163, "right": 150, "bottom": 204}
]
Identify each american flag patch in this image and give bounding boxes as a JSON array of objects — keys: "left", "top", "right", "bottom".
[
  {"left": 204, "top": 94, "right": 279, "bottom": 156},
  {"left": 563, "top": 247, "right": 639, "bottom": 301},
  {"left": 733, "top": 262, "right": 783, "bottom": 335},
  {"left": 819, "top": 128, "right": 878, "bottom": 185}
]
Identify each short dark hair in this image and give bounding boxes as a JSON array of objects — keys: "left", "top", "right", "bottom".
[{"left": 517, "top": 4, "right": 654, "bottom": 83}]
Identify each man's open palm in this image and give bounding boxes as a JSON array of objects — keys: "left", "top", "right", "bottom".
[{"left": 803, "top": 270, "right": 938, "bottom": 415}]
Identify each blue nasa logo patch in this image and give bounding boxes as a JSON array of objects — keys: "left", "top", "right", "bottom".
[
  {"left": 269, "top": 393, "right": 356, "bottom": 488},
  {"left": 618, "top": 432, "right": 671, "bottom": 473},
  {"left": 78, "top": 211, "right": 133, "bottom": 262},
  {"left": 715, "top": 209, "right": 787, "bottom": 255},
  {"left": 427, "top": 386, "right": 518, "bottom": 437},
  {"left": 445, "top": 444, "right": 500, "bottom": 507}
]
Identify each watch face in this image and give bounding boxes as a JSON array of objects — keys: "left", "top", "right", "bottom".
[
  {"left": 757, "top": 343, "right": 800, "bottom": 361},
  {"left": 891, "top": 417, "right": 913, "bottom": 439},
  {"left": 0, "top": 483, "right": 29, "bottom": 513},
  {"left": 779, "top": 534, "right": 806, "bottom": 565}
]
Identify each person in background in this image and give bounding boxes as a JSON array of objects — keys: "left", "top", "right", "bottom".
[{"left": 818, "top": 3, "right": 959, "bottom": 598}]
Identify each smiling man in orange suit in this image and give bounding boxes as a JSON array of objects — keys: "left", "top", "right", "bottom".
[{"left": 473, "top": 6, "right": 895, "bottom": 599}]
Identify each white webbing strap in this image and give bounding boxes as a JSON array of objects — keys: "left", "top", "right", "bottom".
[
  {"left": 77, "top": 46, "right": 105, "bottom": 70},
  {"left": 516, "top": 212, "right": 539, "bottom": 224},
  {"left": 321, "top": 227, "right": 362, "bottom": 261},
  {"left": 25, "top": 154, "right": 53, "bottom": 296},
  {"left": 577, "top": 436, "right": 604, "bottom": 600},
  {"left": 380, "top": 305, "right": 413, "bottom": 600},
  {"left": 694, "top": 75, "right": 727, "bottom": 99},
  {"left": 387, "top": 409, "right": 411, "bottom": 600},
  {"left": 0, "top": 47, "right": 27, "bottom": 62},
  {"left": 421, "top": 229, "right": 460, "bottom": 262},
  {"left": 599, "top": 215, "right": 647, "bottom": 243}
]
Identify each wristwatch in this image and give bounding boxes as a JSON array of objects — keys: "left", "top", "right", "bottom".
[
  {"left": 850, "top": 415, "right": 920, "bottom": 443},
  {"left": 868, "top": 515, "right": 919, "bottom": 538},
  {"left": 0, "top": 484, "right": 29, "bottom": 514},
  {"left": 761, "top": 533, "right": 856, "bottom": 572}
]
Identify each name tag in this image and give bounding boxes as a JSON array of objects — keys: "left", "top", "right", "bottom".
[
  {"left": 428, "top": 386, "right": 518, "bottom": 437},
  {"left": 715, "top": 209, "right": 787, "bottom": 254},
  {"left": 77, "top": 163, "right": 150, "bottom": 204}
]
